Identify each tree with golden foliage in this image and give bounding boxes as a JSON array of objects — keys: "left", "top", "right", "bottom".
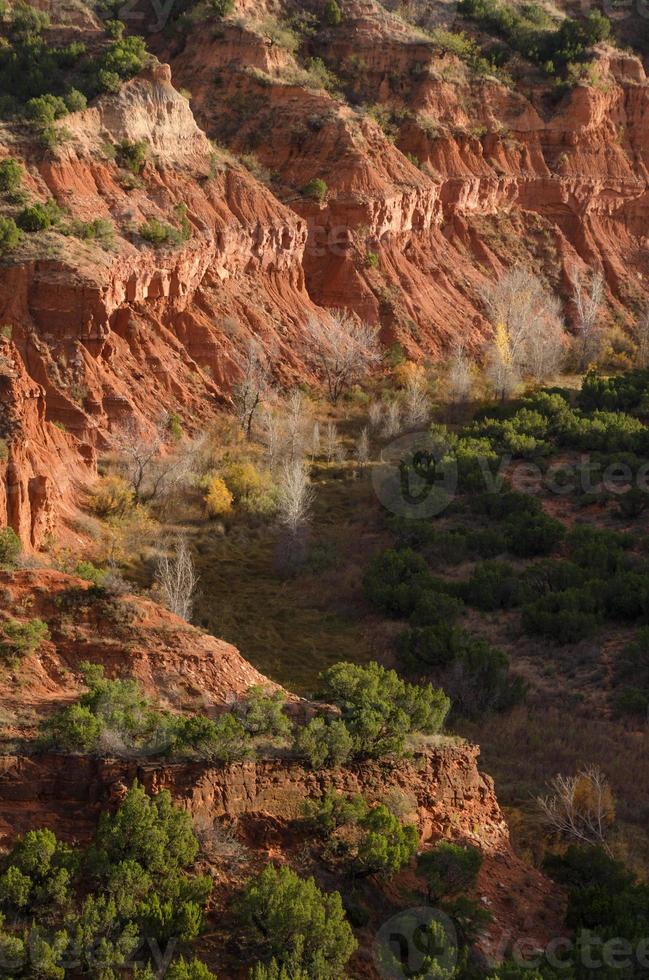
[{"left": 205, "top": 476, "right": 233, "bottom": 517}]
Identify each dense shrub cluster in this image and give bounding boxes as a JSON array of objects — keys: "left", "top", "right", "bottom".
[
  {"left": 458, "top": 0, "right": 609, "bottom": 78},
  {"left": 0, "top": 782, "right": 214, "bottom": 976},
  {"left": 296, "top": 661, "right": 449, "bottom": 767},
  {"left": 306, "top": 791, "right": 419, "bottom": 877},
  {"left": 240, "top": 864, "right": 356, "bottom": 979},
  {"left": 365, "top": 549, "right": 524, "bottom": 715},
  {"left": 45, "top": 663, "right": 255, "bottom": 760},
  {"left": 578, "top": 369, "right": 649, "bottom": 415},
  {"left": 0, "top": 4, "right": 150, "bottom": 126},
  {"left": 544, "top": 846, "right": 649, "bottom": 977}
]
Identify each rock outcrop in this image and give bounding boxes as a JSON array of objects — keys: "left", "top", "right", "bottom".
[
  {"left": 0, "top": 745, "right": 564, "bottom": 960},
  {"left": 0, "top": 569, "right": 278, "bottom": 722}
]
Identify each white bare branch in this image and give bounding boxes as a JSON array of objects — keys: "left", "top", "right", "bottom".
[
  {"left": 571, "top": 267, "right": 605, "bottom": 371},
  {"left": 537, "top": 765, "right": 615, "bottom": 854},
  {"left": 276, "top": 460, "right": 314, "bottom": 534},
  {"left": 302, "top": 310, "right": 382, "bottom": 403},
  {"left": 154, "top": 535, "right": 198, "bottom": 622}
]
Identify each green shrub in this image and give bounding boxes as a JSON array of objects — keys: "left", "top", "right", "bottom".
[
  {"left": 65, "top": 217, "right": 114, "bottom": 245},
  {"left": 0, "top": 618, "right": 49, "bottom": 659},
  {"left": 504, "top": 511, "right": 565, "bottom": 557},
  {"left": 167, "top": 958, "right": 217, "bottom": 980},
  {"left": 308, "top": 791, "right": 418, "bottom": 876},
  {"left": 597, "top": 571, "right": 649, "bottom": 622},
  {"left": 363, "top": 548, "right": 434, "bottom": 616},
  {"left": 613, "top": 628, "right": 649, "bottom": 717},
  {"left": 97, "top": 69, "right": 122, "bottom": 93},
  {"left": 0, "top": 527, "right": 20, "bottom": 567},
  {"left": 469, "top": 489, "right": 541, "bottom": 520},
  {"left": 578, "top": 369, "right": 649, "bottom": 415},
  {"left": 25, "top": 94, "right": 68, "bottom": 125},
  {"left": 323, "top": 0, "right": 342, "bottom": 26},
  {"left": 0, "top": 159, "right": 22, "bottom": 195},
  {"left": 521, "top": 589, "right": 600, "bottom": 643},
  {"left": 239, "top": 864, "right": 356, "bottom": 979},
  {"left": 544, "top": 845, "right": 649, "bottom": 972},
  {"left": 356, "top": 803, "right": 418, "bottom": 875},
  {"left": 46, "top": 703, "right": 102, "bottom": 752},
  {"left": 0, "top": 216, "right": 21, "bottom": 253},
  {"left": 116, "top": 139, "right": 148, "bottom": 175},
  {"left": 208, "top": 0, "right": 234, "bottom": 14},
  {"left": 101, "top": 35, "right": 149, "bottom": 79},
  {"left": 418, "top": 842, "right": 482, "bottom": 900},
  {"left": 398, "top": 621, "right": 467, "bottom": 669},
  {"left": 408, "top": 589, "right": 464, "bottom": 626},
  {"left": 139, "top": 218, "right": 182, "bottom": 247},
  {"left": 566, "top": 524, "right": 631, "bottom": 577},
  {"left": 302, "top": 178, "right": 327, "bottom": 202},
  {"left": 74, "top": 561, "right": 107, "bottom": 586},
  {"left": 517, "top": 559, "right": 587, "bottom": 603},
  {"left": 17, "top": 201, "right": 60, "bottom": 232},
  {"left": 0, "top": 782, "right": 211, "bottom": 976},
  {"left": 45, "top": 663, "right": 252, "bottom": 761},
  {"left": 173, "top": 712, "right": 253, "bottom": 763},
  {"left": 458, "top": 0, "right": 609, "bottom": 78},
  {"left": 64, "top": 88, "right": 87, "bottom": 112},
  {"left": 294, "top": 716, "right": 353, "bottom": 769},
  {"left": 451, "top": 634, "right": 525, "bottom": 715},
  {"left": 462, "top": 561, "right": 520, "bottom": 610},
  {"left": 237, "top": 685, "right": 291, "bottom": 737},
  {"left": 616, "top": 486, "right": 648, "bottom": 519},
  {"left": 317, "top": 661, "right": 450, "bottom": 758}
]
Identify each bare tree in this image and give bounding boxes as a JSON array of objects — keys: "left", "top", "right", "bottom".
[
  {"left": 355, "top": 426, "right": 370, "bottom": 470},
  {"left": 447, "top": 345, "right": 474, "bottom": 404},
  {"left": 113, "top": 419, "right": 163, "bottom": 501},
  {"left": 232, "top": 340, "right": 271, "bottom": 439},
  {"left": 258, "top": 403, "right": 283, "bottom": 469},
  {"left": 154, "top": 535, "right": 198, "bottom": 622},
  {"left": 284, "top": 389, "right": 311, "bottom": 463},
  {"left": 635, "top": 305, "right": 649, "bottom": 368},
  {"left": 324, "top": 422, "right": 341, "bottom": 463},
  {"left": 483, "top": 267, "right": 566, "bottom": 397},
  {"left": 404, "top": 370, "right": 431, "bottom": 428},
  {"left": 381, "top": 401, "right": 402, "bottom": 438},
  {"left": 113, "top": 415, "right": 194, "bottom": 503},
  {"left": 276, "top": 460, "right": 314, "bottom": 534},
  {"left": 537, "top": 765, "right": 615, "bottom": 854},
  {"left": 368, "top": 401, "right": 383, "bottom": 431},
  {"left": 303, "top": 310, "right": 382, "bottom": 403},
  {"left": 571, "top": 267, "right": 605, "bottom": 371}
]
